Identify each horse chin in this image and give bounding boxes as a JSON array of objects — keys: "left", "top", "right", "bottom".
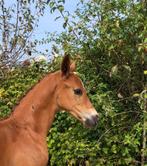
[
  {"left": 69, "top": 111, "right": 97, "bottom": 128},
  {"left": 73, "top": 115, "right": 95, "bottom": 128}
]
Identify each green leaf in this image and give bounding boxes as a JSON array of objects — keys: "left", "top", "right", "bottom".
[
  {"left": 58, "top": 5, "right": 64, "bottom": 13},
  {"left": 123, "top": 65, "right": 131, "bottom": 72},
  {"left": 49, "top": 1, "right": 55, "bottom": 8},
  {"left": 63, "top": 21, "right": 67, "bottom": 29},
  {"left": 110, "top": 65, "right": 118, "bottom": 76}
]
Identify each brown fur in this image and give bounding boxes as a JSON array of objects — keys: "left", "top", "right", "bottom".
[{"left": 0, "top": 55, "right": 98, "bottom": 166}]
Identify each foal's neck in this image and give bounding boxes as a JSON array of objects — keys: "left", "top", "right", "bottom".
[{"left": 12, "top": 72, "right": 60, "bottom": 137}]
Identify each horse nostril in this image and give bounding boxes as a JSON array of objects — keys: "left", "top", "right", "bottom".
[
  {"left": 85, "top": 115, "right": 98, "bottom": 128},
  {"left": 92, "top": 115, "right": 98, "bottom": 124}
]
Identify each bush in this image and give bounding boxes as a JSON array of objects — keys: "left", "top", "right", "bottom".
[
  {"left": 0, "top": 0, "right": 146, "bottom": 165},
  {"left": 47, "top": 59, "right": 143, "bottom": 165},
  {"left": 47, "top": 0, "right": 147, "bottom": 164},
  {"left": 0, "top": 57, "right": 144, "bottom": 165}
]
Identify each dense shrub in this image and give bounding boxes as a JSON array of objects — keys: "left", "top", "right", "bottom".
[
  {"left": 0, "top": 0, "right": 146, "bottom": 165},
  {"left": 0, "top": 61, "right": 50, "bottom": 118},
  {"left": 47, "top": 59, "right": 143, "bottom": 165},
  {"left": 46, "top": 0, "right": 147, "bottom": 164},
  {"left": 0, "top": 59, "right": 145, "bottom": 165}
]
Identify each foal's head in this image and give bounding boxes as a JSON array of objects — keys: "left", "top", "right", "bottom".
[{"left": 55, "top": 55, "right": 99, "bottom": 128}]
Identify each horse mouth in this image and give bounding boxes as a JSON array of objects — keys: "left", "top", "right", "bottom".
[
  {"left": 70, "top": 111, "right": 82, "bottom": 122},
  {"left": 70, "top": 110, "right": 98, "bottom": 128}
]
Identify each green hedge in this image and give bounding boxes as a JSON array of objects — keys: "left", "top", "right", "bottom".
[{"left": 0, "top": 59, "right": 144, "bottom": 165}]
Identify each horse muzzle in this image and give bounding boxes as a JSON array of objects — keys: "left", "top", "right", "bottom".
[
  {"left": 70, "top": 107, "right": 99, "bottom": 128},
  {"left": 84, "top": 114, "right": 99, "bottom": 128}
]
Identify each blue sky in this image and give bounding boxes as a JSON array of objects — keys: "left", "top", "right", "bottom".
[
  {"left": 36, "top": 0, "right": 79, "bottom": 34},
  {"left": 3, "top": 0, "right": 80, "bottom": 59},
  {"left": 33, "top": 0, "right": 80, "bottom": 57}
]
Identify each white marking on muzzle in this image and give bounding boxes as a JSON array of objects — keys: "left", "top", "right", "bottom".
[{"left": 80, "top": 108, "right": 98, "bottom": 122}]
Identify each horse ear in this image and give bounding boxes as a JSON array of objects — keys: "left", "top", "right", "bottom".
[
  {"left": 61, "top": 54, "right": 70, "bottom": 78},
  {"left": 70, "top": 62, "right": 76, "bottom": 72}
]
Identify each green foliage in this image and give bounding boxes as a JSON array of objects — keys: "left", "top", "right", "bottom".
[
  {"left": 0, "top": 61, "right": 50, "bottom": 118},
  {"left": 47, "top": 59, "right": 143, "bottom": 165},
  {"left": 0, "top": 57, "right": 144, "bottom": 166},
  {"left": 0, "top": 0, "right": 146, "bottom": 165},
  {"left": 47, "top": 0, "right": 146, "bottom": 165}
]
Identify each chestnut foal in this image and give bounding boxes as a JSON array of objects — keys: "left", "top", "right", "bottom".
[{"left": 0, "top": 55, "right": 98, "bottom": 166}]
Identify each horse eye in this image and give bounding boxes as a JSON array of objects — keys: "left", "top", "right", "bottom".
[{"left": 74, "top": 88, "right": 83, "bottom": 96}]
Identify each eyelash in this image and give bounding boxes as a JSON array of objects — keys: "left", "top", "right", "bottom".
[{"left": 74, "top": 88, "right": 83, "bottom": 96}]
